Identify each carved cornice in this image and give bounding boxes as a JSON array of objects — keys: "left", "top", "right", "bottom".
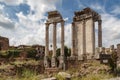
[{"left": 73, "top": 7, "right": 100, "bottom": 22}]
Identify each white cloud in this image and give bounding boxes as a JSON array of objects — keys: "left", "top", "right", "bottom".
[
  {"left": 101, "top": 12, "right": 120, "bottom": 47},
  {"left": 0, "top": 4, "right": 4, "bottom": 10},
  {"left": 0, "top": 12, "right": 15, "bottom": 29},
  {"left": 111, "top": 5, "right": 120, "bottom": 15},
  {"left": 1, "top": 0, "right": 120, "bottom": 49},
  {"left": 90, "top": 3, "right": 106, "bottom": 13},
  {"left": 26, "top": 0, "right": 59, "bottom": 21},
  {"left": 90, "top": 3, "right": 120, "bottom": 47},
  {"left": 0, "top": 0, "right": 24, "bottom": 5},
  {"left": 0, "top": 0, "right": 61, "bottom": 46},
  {"left": 91, "top": 3, "right": 102, "bottom": 10}
]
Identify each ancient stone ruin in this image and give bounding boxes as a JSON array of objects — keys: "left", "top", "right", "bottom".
[
  {"left": 71, "top": 7, "right": 102, "bottom": 60},
  {"left": 43, "top": 7, "right": 120, "bottom": 72},
  {"left": 44, "top": 11, "right": 65, "bottom": 70},
  {"left": 0, "top": 36, "right": 9, "bottom": 50},
  {"left": 44, "top": 7, "right": 103, "bottom": 71}
]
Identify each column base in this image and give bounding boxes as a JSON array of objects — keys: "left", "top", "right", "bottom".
[
  {"left": 51, "top": 57, "right": 57, "bottom": 68},
  {"left": 78, "top": 55, "right": 83, "bottom": 60},
  {"left": 69, "top": 56, "right": 77, "bottom": 60},
  {"left": 59, "top": 55, "right": 65, "bottom": 70},
  {"left": 86, "top": 54, "right": 94, "bottom": 60},
  {"left": 44, "top": 56, "right": 49, "bottom": 68}
]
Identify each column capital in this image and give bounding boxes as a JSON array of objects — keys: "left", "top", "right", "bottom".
[
  {"left": 72, "top": 22, "right": 75, "bottom": 26},
  {"left": 98, "top": 20, "right": 102, "bottom": 23},
  {"left": 53, "top": 22, "right": 57, "bottom": 26},
  {"left": 45, "top": 23, "right": 50, "bottom": 26},
  {"left": 98, "top": 19, "right": 102, "bottom": 47},
  {"left": 61, "top": 20, "right": 65, "bottom": 24}
]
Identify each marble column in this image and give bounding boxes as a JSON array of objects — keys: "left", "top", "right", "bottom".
[
  {"left": 86, "top": 18, "right": 95, "bottom": 59},
  {"left": 59, "top": 21, "right": 65, "bottom": 70},
  {"left": 83, "top": 20, "right": 86, "bottom": 60},
  {"left": 98, "top": 20, "right": 102, "bottom": 47},
  {"left": 51, "top": 22, "right": 57, "bottom": 68},
  {"left": 71, "top": 22, "right": 74, "bottom": 57},
  {"left": 91, "top": 19, "right": 95, "bottom": 58},
  {"left": 61, "top": 21, "right": 64, "bottom": 57},
  {"left": 44, "top": 23, "right": 49, "bottom": 68}
]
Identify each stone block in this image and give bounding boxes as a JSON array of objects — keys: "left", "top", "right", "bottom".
[{"left": 41, "top": 77, "right": 57, "bottom": 80}]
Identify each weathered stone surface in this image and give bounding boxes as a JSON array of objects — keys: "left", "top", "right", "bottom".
[
  {"left": 45, "top": 11, "right": 65, "bottom": 69},
  {"left": 41, "top": 77, "right": 57, "bottom": 80},
  {"left": 0, "top": 60, "right": 44, "bottom": 77},
  {"left": 85, "top": 18, "right": 95, "bottom": 59},
  {"left": 117, "top": 44, "right": 120, "bottom": 60},
  {"left": 58, "top": 72, "right": 71, "bottom": 79},
  {"left": 72, "top": 7, "right": 102, "bottom": 60},
  {"left": 0, "top": 36, "right": 9, "bottom": 50},
  {"left": 67, "top": 61, "right": 111, "bottom": 78}
]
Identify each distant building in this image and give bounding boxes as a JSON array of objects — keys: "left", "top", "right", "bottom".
[
  {"left": 0, "top": 36, "right": 9, "bottom": 50},
  {"left": 17, "top": 44, "right": 45, "bottom": 58},
  {"left": 17, "top": 45, "right": 31, "bottom": 49}
]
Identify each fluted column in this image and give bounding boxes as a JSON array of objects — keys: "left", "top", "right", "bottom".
[
  {"left": 59, "top": 21, "right": 65, "bottom": 70},
  {"left": 44, "top": 23, "right": 49, "bottom": 68},
  {"left": 61, "top": 21, "right": 64, "bottom": 56},
  {"left": 45, "top": 23, "right": 49, "bottom": 57},
  {"left": 71, "top": 22, "right": 75, "bottom": 57},
  {"left": 53, "top": 22, "right": 57, "bottom": 57},
  {"left": 83, "top": 20, "right": 86, "bottom": 60},
  {"left": 91, "top": 19, "right": 95, "bottom": 58},
  {"left": 98, "top": 20, "right": 102, "bottom": 47},
  {"left": 51, "top": 22, "right": 57, "bottom": 68}
]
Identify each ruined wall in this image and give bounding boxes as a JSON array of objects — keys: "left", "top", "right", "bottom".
[
  {"left": 72, "top": 8, "right": 101, "bottom": 60},
  {"left": 0, "top": 37, "right": 9, "bottom": 50}
]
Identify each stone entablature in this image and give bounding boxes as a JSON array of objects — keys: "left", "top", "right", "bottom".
[
  {"left": 47, "top": 11, "right": 63, "bottom": 24},
  {"left": 73, "top": 7, "right": 100, "bottom": 22},
  {"left": 44, "top": 10, "right": 65, "bottom": 70}
]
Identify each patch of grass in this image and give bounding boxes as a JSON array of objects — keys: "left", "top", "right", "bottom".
[
  {"left": 80, "top": 73, "right": 113, "bottom": 80},
  {"left": 8, "top": 69, "right": 39, "bottom": 80},
  {"left": 55, "top": 74, "right": 65, "bottom": 80}
]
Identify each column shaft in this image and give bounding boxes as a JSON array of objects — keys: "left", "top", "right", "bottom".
[
  {"left": 71, "top": 22, "right": 75, "bottom": 57},
  {"left": 98, "top": 20, "right": 102, "bottom": 47},
  {"left": 83, "top": 20, "right": 86, "bottom": 55},
  {"left": 53, "top": 23, "right": 57, "bottom": 57},
  {"left": 91, "top": 19, "right": 95, "bottom": 56},
  {"left": 44, "top": 23, "right": 49, "bottom": 68},
  {"left": 45, "top": 23, "right": 49, "bottom": 57},
  {"left": 92, "top": 20, "right": 95, "bottom": 56},
  {"left": 83, "top": 20, "right": 86, "bottom": 60},
  {"left": 59, "top": 21, "right": 65, "bottom": 70},
  {"left": 61, "top": 21, "right": 64, "bottom": 56}
]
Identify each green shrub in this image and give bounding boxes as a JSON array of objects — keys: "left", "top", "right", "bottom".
[
  {"left": 25, "top": 48, "right": 37, "bottom": 59},
  {"left": 7, "top": 50, "right": 21, "bottom": 58},
  {"left": 0, "top": 49, "right": 21, "bottom": 58}
]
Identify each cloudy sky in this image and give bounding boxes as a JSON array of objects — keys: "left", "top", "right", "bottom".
[{"left": 0, "top": 0, "right": 120, "bottom": 48}]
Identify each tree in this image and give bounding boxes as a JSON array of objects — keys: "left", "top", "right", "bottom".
[
  {"left": 109, "top": 51, "right": 118, "bottom": 72},
  {"left": 56, "top": 46, "right": 71, "bottom": 57}
]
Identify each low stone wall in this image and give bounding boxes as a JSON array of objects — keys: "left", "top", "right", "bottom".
[{"left": 66, "top": 57, "right": 85, "bottom": 69}]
